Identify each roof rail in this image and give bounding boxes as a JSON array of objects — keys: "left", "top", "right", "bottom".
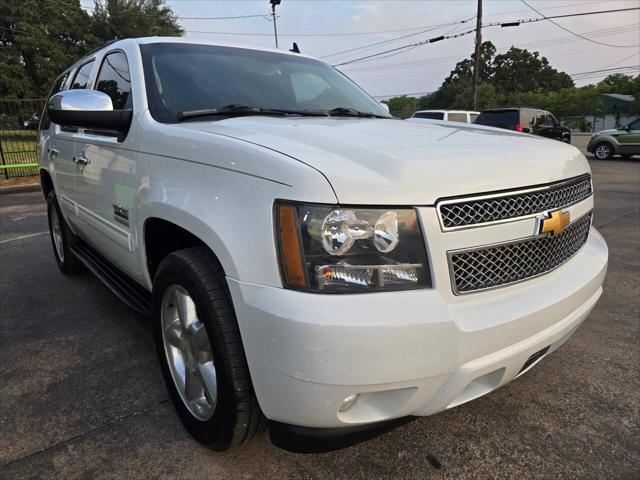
[{"left": 78, "top": 39, "right": 119, "bottom": 62}]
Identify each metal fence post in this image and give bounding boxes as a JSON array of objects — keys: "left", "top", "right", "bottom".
[
  {"left": 0, "top": 135, "right": 7, "bottom": 180},
  {"left": 0, "top": 98, "right": 45, "bottom": 179}
]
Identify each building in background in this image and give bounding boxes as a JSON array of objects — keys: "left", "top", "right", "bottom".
[{"left": 565, "top": 94, "right": 637, "bottom": 133}]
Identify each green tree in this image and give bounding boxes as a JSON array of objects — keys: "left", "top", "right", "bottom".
[
  {"left": 0, "top": 0, "right": 95, "bottom": 98},
  {"left": 91, "top": 0, "right": 182, "bottom": 41},
  {"left": 424, "top": 41, "right": 496, "bottom": 109},
  {"left": 383, "top": 95, "right": 420, "bottom": 118},
  {"left": 492, "top": 47, "right": 573, "bottom": 93},
  {"left": 0, "top": 0, "right": 183, "bottom": 98},
  {"left": 411, "top": 41, "right": 575, "bottom": 111}
]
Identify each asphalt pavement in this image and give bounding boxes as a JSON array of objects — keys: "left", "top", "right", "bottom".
[{"left": 1, "top": 158, "right": 638, "bottom": 479}]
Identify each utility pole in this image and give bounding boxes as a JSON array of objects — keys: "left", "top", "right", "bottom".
[
  {"left": 270, "top": 0, "right": 281, "bottom": 48},
  {"left": 471, "top": 0, "right": 483, "bottom": 111}
]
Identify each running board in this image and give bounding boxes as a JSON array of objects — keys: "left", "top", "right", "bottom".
[{"left": 71, "top": 241, "right": 152, "bottom": 316}]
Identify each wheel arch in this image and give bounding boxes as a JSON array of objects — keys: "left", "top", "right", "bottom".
[
  {"left": 140, "top": 208, "right": 237, "bottom": 288},
  {"left": 594, "top": 140, "right": 616, "bottom": 158},
  {"left": 40, "top": 169, "right": 54, "bottom": 199}
]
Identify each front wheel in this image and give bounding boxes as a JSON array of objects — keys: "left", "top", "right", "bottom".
[
  {"left": 153, "top": 247, "right": 264, "bottom": 450},
  {"left": 594, "top": 142, "right": 614, "bottom": 160},
  {"left": 46, "top": 191, "right": 83, "bottom": 274}
]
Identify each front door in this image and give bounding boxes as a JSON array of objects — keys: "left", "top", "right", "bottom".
[
  {"left": 534, "top": 112, "right": 562, "bottom": 141},
  {"left": 73, "top": 50, "right": 140, "bottom": 279},
  {"left": 46, "top": 60, "right": 96, "bottom": 224},
  {"left": 617, "top": 118, "right": 640, "bottom": 155}
]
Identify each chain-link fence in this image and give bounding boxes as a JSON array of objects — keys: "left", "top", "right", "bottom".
[{"left": 0, "top": 99, "right": 45, "bottom": 178}]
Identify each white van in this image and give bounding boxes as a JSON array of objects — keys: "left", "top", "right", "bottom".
[{"left": 409, "top": 110, "right": 479, "bottom": 123}]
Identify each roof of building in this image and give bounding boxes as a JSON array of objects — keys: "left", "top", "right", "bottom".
[{"left": 602, "top": 93, "right": 635, "bottom": 103}]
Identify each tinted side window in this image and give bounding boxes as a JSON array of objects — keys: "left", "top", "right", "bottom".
[
  {"left": 414, "top": 112, "right": 444, "bottom": 120},
  {"left": 532, "top": 111, "right": 546, "bottom": 128},
  {"left": 544, "top": 113, "right": 557, "bottom": 127},
  {"left": 71, "top": 60, "right": 95, "bottom": 89},
  {"left": 629, "top": 118, "right": 640, "bottom": 130},
  {"left": 96, "top": 51, "right": 132, "bottom": 110},
  {"left": 51, "top": 71, "right": 71, "bottom": 95},
  {"left": 475, "top": 111, "right": 518, "bottom": 127},
  {"left": 40, "top": 71, "right": 72, "bottom": 130}
]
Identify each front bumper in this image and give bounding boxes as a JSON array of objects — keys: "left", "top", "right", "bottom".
[{"left": 228, "top": 225, "right": 607, "bottom": 429}]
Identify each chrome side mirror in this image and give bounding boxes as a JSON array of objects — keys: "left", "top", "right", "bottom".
[
  {"left": 47, "top": 90, "right": 131, "bottom": 136},
  {"left": 48, "top": 89, "right": 114, "bottom": 112}
]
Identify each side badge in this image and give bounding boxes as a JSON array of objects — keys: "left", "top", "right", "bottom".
[{"left": 113, "top": 204, "right": 130, "bottom": 228}]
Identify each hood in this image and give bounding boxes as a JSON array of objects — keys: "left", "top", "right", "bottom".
[
  {"left": 594, "top": 128, "right": 620, "bottom": 135},
  {"left": 177, "top": 117, "right": 590, "bottom": 205}
]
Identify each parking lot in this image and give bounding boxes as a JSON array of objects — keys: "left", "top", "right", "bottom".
[{"left": 0, "top": 157, "right": 638, "bottom": 479}]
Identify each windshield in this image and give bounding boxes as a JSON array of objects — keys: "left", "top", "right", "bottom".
[{"left": 140, "top": 43, "right": 390, "bottom": 123}]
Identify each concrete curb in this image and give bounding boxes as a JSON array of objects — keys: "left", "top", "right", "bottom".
[{"left": 0, "top": 184, "right": 42, "bottom": 195}]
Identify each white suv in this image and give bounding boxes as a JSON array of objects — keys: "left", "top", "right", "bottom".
[
  {"left": 409, "top": 110, "right": 479, "bottom": 123},
  {"left": 38, "top": 37, "right": 608, "bottom": 452}
]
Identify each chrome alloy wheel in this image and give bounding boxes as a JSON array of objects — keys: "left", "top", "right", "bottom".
[
  {"left": 50, "top": 206, "right": 64, "bottom": 262},
  {"left": 595, "top": 143, "right": 612, "bottom": 160},
  {"left": 161, "top": 285, "right": 217, "bottom": 421}
]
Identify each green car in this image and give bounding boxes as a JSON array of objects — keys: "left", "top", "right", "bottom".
[{"left": 587, "top": 117, "right": 640, "bottom": 160}]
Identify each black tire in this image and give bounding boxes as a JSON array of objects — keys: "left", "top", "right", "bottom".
[
  {"left": 593, "top": 142, "right": 614, "bottom": 160},
  {"left": 153, "top": 247, "right": 265, "bottom": 450},
  {"left": 46, "top": 191, "right": 83, "bottom": 274}
]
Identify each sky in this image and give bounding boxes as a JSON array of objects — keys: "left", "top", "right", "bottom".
[{"left": 84, "top": 0, "right": 640, "bottom": 99}]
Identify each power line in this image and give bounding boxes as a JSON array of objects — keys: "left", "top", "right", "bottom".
[
  {"left": 570, "top": 65, "right": 639, "bottom": 77},
  {"left": 333, "top": 6, "right": 640, "bottom": 67},
  {"left": 599, "top": 51, "right": 640, "bottom": 71},
  {"left": 179, "top": 14, "right": 271, "bottom": 20},
  {"left": 79, "top": 2, "right": 273, "bottom": 21},
  {"left": 184, "top": 23, "right": 473, "bottom": 37},
  {"left": 319, "top": 17, "right": 475, "bottom": 60},
  {"left": 370, "top": 66, "right": 638, "bottom": 99},
  {"left": 341, "top": 24, "right": 640, "bottom": 73},
  {"left": 520, "top": 1, "right": 640, "bottom": 48}
]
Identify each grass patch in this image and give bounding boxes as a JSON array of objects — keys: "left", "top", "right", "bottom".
[{"left": 1, "top": 129, "right": 39, "bottom": 177}]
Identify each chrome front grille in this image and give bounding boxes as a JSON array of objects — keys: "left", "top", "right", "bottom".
[
  {"left": 449, "top": 213, "right": 592, "bottom": 294},
  {"left": 437, "top": 174, "right": 592, "bottom": 230}
]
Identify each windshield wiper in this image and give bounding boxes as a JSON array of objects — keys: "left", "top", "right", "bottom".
[
  {"left": 177, "top": 104, "right": 328, "bottom": 121},
  {"left": 326, "top": 107, "right": 388, "bottom": 118}
]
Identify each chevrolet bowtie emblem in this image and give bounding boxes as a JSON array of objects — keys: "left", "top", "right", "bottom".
[{"left": 537, "top": 210, "right": 570, "bottom": 236}]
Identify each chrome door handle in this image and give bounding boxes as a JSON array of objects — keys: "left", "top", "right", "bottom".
[
  {"left": 47, "top": 146, "right": 59, "bottom": 158},
  {"left": 73, "top": 154, "right": 90, "bottom": 166}
]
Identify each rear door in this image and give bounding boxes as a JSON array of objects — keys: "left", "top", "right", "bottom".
[
  {"left": 73, "top": 50, "right": 139, "bottom": 276},
  {"left": 46, "top": 60, "right": 96, "bottom": 221}
]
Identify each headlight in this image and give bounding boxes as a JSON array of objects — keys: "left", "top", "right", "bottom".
[{"left": 275, "top": 202, "right": 431, "bottom": 292}]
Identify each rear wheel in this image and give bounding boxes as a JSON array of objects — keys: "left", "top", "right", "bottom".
[
  {"left": 46, "top": 191, "right": 83, "bottom": 274},
  {"left": 153, "top": 247, "right": 265, "bottom": 450},
  {"left": 594, "top": 142, "right": 613, "bottom": 160}
]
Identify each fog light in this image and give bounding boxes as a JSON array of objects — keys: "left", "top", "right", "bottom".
[{"left": 338, "top": 393, "right": 359, "bottom": 413}]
